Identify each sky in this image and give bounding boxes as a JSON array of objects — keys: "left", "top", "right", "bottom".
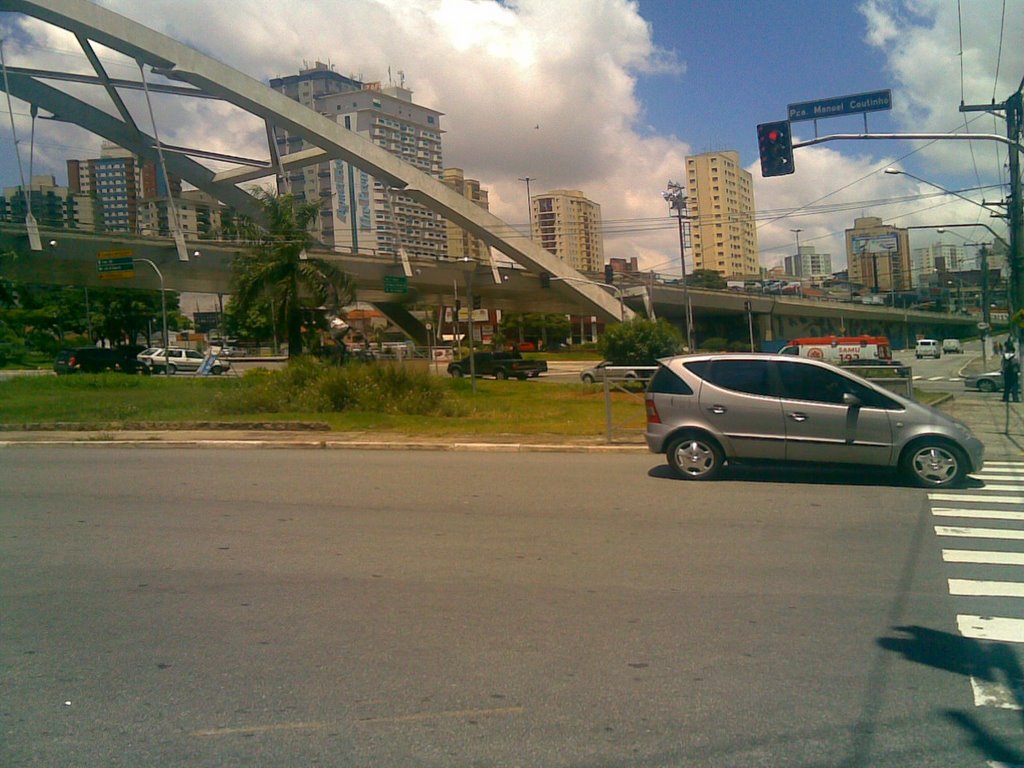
[{"left": 0, "top": 0, "right": 1020, "bottom": 277}]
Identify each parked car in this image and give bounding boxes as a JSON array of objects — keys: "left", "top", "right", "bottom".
[
  {"left": 915, "top": 339, "right": 941, "bottom": 359},
  {"left": 447, "top": 351, "right": 547, "bottom": 380},
  {"left": 645, "top": 353, "right": 984, "bottom": 488},
  {"left": 963, "top": 369, "right": 1003, "bottom": 392},
  {"left": 137, "top": 347, "right": 230, "bottom": 375},
  {"left": 579, "top": 361, "right": 643, "bottom": 384},
  {"left": 54, "top": 347, "right": 147, "bottom": 375}
]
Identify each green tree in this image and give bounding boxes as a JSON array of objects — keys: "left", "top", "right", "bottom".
[
  {"left": 498, "top": 312, "right": 570, "bottom": 349},
  {"left": 597, "top": 318, "right": 683, "bottom": 365},
  {"left": 687, "top": 269, "right": 727, "bottom": 289},
  {"left": 232, "top": 190, "right": 355, "bottom": 357}
]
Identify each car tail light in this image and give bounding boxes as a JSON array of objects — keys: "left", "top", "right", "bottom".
[
  {"left": 645, "top": 395, "right": 660, "bottom": 424},
  {"left": 68, "top": 355, "right": 77, "bottom": 368}
]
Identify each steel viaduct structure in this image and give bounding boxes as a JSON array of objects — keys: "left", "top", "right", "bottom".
[{"left": 0, "top": 0, "right": 977, "bottom": 348}]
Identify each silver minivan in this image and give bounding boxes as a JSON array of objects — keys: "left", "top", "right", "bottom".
[
  {"left": 645, "top": 353, "right": 984, "bottom": 488},
  {"left": 916, "top": 339, "right": 941, "bottom": 359}
]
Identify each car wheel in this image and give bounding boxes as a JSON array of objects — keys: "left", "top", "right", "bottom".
[
  {"left": 168, "top": 364, "right": 177, "bottom": 374},
  {"left": 901, "top": 440, "right": 968, "bottom": 489},
  {"left": 978, "top": 379, "right": 996, "bottom": 393},
  {"left": 449, "top": 366, "right": 463, "bottom": 378},
  {"left": 495, "top": 369, "right": 507, "bottom": 380},
  {"left": 581, "top": 374, "right": 595, "bottom": 384},
  {"left": 211, "top": 365, "right": 223, "bottom": 375},
  {"left": 666, "top": 433, "right": 725, "bottom": 481}
]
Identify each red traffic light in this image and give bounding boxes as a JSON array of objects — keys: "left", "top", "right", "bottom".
[
  {"left": 767, "top": 129, "right": 780, "bottom": 142},
  {"left": 756, "top": 120, "right": 795, "bottom": 177}
]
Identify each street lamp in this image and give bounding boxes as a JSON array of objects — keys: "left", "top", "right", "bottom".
[
  {"left": 518, "top": 177, "right": 535, "bottom": 239},
  {"left": 662, "top": 182, "right": 696, "bottom": 351},
  {"left": 883, "top": 168, "right": 1005, "bottom": 216},
  {"left": 133, "top": 258, "right": 170, "bottom": 377}
]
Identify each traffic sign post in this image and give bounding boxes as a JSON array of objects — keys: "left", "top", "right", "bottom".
[{"left": 97, "top": 249, "right": 135, "bottom": 280}]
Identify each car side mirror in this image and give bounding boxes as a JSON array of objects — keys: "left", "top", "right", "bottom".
[{"left": 842, "top": 392, "right": 862, "bottom": 408}]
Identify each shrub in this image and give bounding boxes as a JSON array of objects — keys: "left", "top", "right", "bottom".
[{"left": 598, "top": 318, "right": 684, "bottom": 365}]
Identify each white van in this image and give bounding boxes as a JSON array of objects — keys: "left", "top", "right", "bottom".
[
  {"left": 916, "top": 339, "right": 941, "bottom": 359},
  {"left": 942, "top": 338, "right": 963, "bottom": 354}
]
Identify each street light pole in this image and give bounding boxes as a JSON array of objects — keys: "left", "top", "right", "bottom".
[
  {"left": 518, "top": 177, "right": 535, "bottom": 239},
  {"left": 134, "top": 258, "right": 169, "bottom": 377},
  {"left": 663, "top": 182, "right": 696, "bottom": 351}
]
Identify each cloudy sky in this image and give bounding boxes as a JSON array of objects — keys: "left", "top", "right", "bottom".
[{"left": 0, "top": 0, "right": 1020, "bottom": 275}]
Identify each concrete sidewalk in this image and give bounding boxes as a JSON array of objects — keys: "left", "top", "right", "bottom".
[{"left": 1, "top": 397, "right": 1022, "bottom": 462}]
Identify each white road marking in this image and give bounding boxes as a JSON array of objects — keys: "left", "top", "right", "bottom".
[
  {"left": 944, "top": 549, "right": 1024, "bottom": 565},
  {"left": 935, "top": 526, "right": 1024, "bottom": 540},
  {"left": 932, "top": 507, "right": 1024, "bottom": 521},
  {"left": 929, "top": 493, "right": 1024, "bottom": 504},
  {"left": 970, "top": 677, "right": 1023, "bottom": 710},
  {"left": 948, "top": 579, "right": 1024, "bottom": 598},
  {"left": 957, "top": 615, "right": 1024, "bottom": 643}
]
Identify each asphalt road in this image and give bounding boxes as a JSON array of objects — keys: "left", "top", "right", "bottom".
[{"left": 3, "top": 448, "right": 1022, "bottom": 767}]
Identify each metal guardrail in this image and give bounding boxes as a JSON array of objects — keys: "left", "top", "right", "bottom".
[{"left": 600, "top": 366, "right": 657, "bottom": 443}]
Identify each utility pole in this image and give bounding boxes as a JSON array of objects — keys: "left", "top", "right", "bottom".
[{"left": 961, "top": 83, "right": 1023, "bottom": 331}]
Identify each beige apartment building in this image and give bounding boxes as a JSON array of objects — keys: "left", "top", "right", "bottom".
[
  {"left": 531, "top": 189, "right": 604, "bottom": 272},
  {"left": 845, "top": 216, "right": 912, "bottom": 292},
  {"left": 685, "top": 151, "right": 759, "bottom": 277},
  {"left": 441, "top": 168, "right": 490, "bottom": 261}
]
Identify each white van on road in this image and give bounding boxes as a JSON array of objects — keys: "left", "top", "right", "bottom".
[
  {"left": 942, "top": 338, "right": 963, "bottom": 354},
  {"left": 915, "top": 339, "right": 941, "bottom": 359}
]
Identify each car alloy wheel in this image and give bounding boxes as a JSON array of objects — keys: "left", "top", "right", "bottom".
[
  {"left": 903, "top": 441, "right": 966, "bottom": 488},
  {"left": 978, "top": 380, "right": 996, "bottom": 393},
  {"left": 666, "top": 434, "right": 724, "bottom": 481}
]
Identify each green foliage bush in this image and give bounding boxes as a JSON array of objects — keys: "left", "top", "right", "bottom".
[
  {"left": 213, "top": 357, "right": 458, "bottom": 416},
  {"left": 597, "top": 319, "right": 684, "bottom": 365}
]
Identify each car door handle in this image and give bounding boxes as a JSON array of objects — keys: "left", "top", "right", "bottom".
[
  {"left": 788, "top": 412, "right": 808, "bottom": 422},
  {"left": 709, "top": 405, "right": 727, "bottom": 414}
]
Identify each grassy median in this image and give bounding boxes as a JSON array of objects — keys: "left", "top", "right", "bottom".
[{"left": 0, "top": 362, "right": 647, "bottom": 439}]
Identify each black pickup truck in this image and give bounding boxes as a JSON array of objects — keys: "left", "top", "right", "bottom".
[{"left": 447, "top": 351, "right": 547, "bottom": 380}]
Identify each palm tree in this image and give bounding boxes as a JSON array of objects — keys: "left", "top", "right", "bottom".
[{"left": 232, "top": 190, "right": 355, "bottom": 357}]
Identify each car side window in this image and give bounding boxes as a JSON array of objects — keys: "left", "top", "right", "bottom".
[
  {"left": 700, "top": 359, "right": 774, "bottom": 397},
  {"left": 647, "top": 366, "right": 693, "bottom": 395},
  {"left": 776, "top": 361, "right": 900, "bottom": 409}
]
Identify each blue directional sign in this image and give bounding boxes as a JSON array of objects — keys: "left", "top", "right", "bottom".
[{"left": 788, "top": 90, "right": 892, "bottom": 123}]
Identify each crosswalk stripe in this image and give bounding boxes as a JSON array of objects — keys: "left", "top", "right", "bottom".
[
  {"left": 929, "top": 493, "right": 1024, "bottom": 504},
  {"left": 949, "top": 579, "right": 1024, "bottom": 597},
  {"left": 944, "top": 549, "right": 1024, "bottom": 565},
  {"left": 957, "top": 615, "right": 1024, "bottom": 643},
  {"left": 970, "top": 677, "right": 1023, "bottom": 711},
  {"left": 932, "top": 507, "right": 1024, "bottom": 521},
  {"left": 984, "top": 462, "right": 1024, "bottom": 468},
  {"left": 935, "top": 526, "right": 1024, "bottom": 540}
]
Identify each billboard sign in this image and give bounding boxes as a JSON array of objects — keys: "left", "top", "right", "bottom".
[{"left": 852, "top": 234, "right": 899, "bottom": 255}]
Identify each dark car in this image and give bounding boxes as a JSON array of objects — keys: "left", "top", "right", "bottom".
[{"left": 54, "top": 347, "right": 147, "bottom": 375}]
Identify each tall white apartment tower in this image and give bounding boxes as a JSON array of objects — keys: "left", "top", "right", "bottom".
[
  {"left": 531, "top": 189, "right": 604, "bottom": 272},
  {"left": 270, "top": 63, "right": 446, "bottom": 259},
  {"left": 685, "top": 150, "right": 759, "bottom": 277}
]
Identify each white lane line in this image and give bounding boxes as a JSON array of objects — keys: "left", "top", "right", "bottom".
[
  {"left": 970, "top": 677, "right": 1023, "bottom": 711},
  {"left": 936, "top": 526, "right": 1024, "bottom": 540},
  {"left": 958, "top": 615, "right": 1024, "bottom": 643},
  {"left": 930, "top": 493, "right": 1024, "bottom": 504},
  {"left": 949, "top": 579, "right": 1024, "bottom": 598},
  {"left": 944, "top": 550, "right": 1024, "bottom": 565},
  {"left": 932, "top": 507, "right": 1024, "bottom": 521}
]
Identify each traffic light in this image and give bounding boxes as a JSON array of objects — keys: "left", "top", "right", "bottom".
[
  {"left": 604, "top": 264, "right": 615, "bottom": 284},
  {"left": 757, "top": 120, "right": 795, "bottom": 177}
]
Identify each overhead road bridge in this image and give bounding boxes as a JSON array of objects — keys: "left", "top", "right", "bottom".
[
  {"left": 0, "top": 0, "right": 628, "bottom": 326},
  {"left": 0, "top": 226, "right": 978, "bottom": 349}
]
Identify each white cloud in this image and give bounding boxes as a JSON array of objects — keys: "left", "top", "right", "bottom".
[{"left": 0, "top": 0, "right": 1014, "bottom": 280}]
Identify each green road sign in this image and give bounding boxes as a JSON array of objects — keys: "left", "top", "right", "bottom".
[
  {"left": 383, "top": 275, "right": 408, "bottom": 294},
  {"left": 97, "top": 249, "right": 134, "bottom": 280}
]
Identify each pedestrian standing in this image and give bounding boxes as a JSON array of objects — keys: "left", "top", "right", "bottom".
[{"left": 1002, "top": 344, "right": 1021, "bottom": 403}]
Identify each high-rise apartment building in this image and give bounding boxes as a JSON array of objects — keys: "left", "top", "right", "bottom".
[
  {"left": 911, "top": 243, "right": 966, "bottom": 286},
  {"left": 66, "top": 141, "right": 180, "bottom": 234},
  {"left": 685, "top": 151, "right": 759, "bottom": 277},
  {"left": 845, "top": 216, "right": 912, "bottom": 292},
  {"left": 784, "top": 245, "right": 832, "bottom": 281},
  {"left": 441, "top": 168, "right": 490, "bottom": 261},
  {"left": 531, "top": 189, "right": 604, "bottom": 272},
  {"left": 270, "top": 62, "right": 446, "bottom": 259},
  {"left": 139, "top": 190, "right": 235, "bottom": 240},
  {"left": 0, "top": 174, "right": 97, "bottom": 231}
]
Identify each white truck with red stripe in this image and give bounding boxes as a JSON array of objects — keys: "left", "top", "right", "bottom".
[{"left": 778, "top": 335, "right": 892, "bottom": 363}]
